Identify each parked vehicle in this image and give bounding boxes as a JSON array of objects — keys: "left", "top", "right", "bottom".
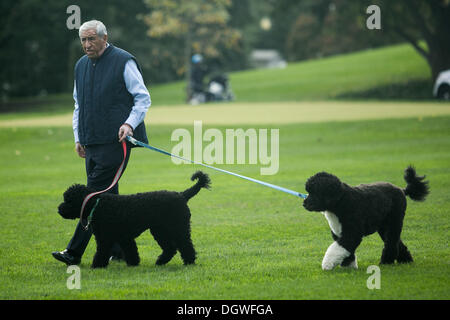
[
  {"left": 189, "top": 73, "right": 234, "bottom": 105},
  {"left": 433, "top": 70, "right": 450, "bottom": 100}
]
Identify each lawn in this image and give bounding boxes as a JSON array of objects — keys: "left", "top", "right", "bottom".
[
  {"left": 0, "top": 103, "right": 449, "bottom": 299},
  {"left": 149, "top": 43, "right": 430, "bottom": 106},
  {"left": 0, "top": 43, "right": 431, "bottom": 115}
]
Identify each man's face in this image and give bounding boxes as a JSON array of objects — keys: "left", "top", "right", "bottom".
[{"left": 80, "top": 29, "right": 107, "bottom": 59}]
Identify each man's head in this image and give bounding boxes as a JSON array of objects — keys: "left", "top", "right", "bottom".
[{"left": 79, "top": 20, "right": 108, "bottom": 59}]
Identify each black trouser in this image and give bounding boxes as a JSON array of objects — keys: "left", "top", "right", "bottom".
[{"left": 66, "top": 142, "right": 131, "bottom": 258}]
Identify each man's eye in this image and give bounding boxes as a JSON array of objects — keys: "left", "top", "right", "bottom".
[{"left": 81, "top": 37, "right": 97, "bottom": 42}]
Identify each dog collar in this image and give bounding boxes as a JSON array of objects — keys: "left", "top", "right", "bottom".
[{"left": 85, "top": 198, "right": 101, "bottom": 231}]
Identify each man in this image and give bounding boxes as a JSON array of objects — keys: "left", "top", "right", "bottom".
[
  {"left": 52, "top": 20, "right": 150, "bottom": 265},
  {"left": 190, "top": 54, "right": 206, "bottom": 94}
]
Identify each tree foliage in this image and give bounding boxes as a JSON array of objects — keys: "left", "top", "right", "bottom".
[
  {"left": 1, "top": 0, "right": 448, "bottom": 101},
  {"left": 0, "top": 0, "right": 74, "bottom": 98},
  {"left": 268, "top": 0, "right": 399, "bottom": 61},
  {"left": 141, "top": 0, "right": 242, "bottom": 97},
  {"left": 366, "top": 0, "right": 450, "bottom": 81},
  {"left": 268, "top": 0, "right": 450, "bottom": 81}
]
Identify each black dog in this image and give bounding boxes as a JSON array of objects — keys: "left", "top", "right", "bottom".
[
  {"left": 58, "top": 171, "right": 210, "bottom": 268},
  {"left": 303, "top": 166, "right": 429, "bottom": 270}
]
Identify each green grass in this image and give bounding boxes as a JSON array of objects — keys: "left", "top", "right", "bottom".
[
  {"left": 0, "top": 111, "right": 449, "bottom": 299},
  {"left": 149, "top": 43, "right": 430, "bottom": 106},
  {"left": 1, "top": 43, "right": 431, "bottom": 115},
  {"left": 0, "top": 42, "right": 446, "bottom": 300}
]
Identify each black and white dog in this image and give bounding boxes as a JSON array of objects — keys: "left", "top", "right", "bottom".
[{"left": 303, "top": 166, "right": 429, "bottom": 270}]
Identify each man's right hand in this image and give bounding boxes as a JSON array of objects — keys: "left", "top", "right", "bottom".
[{"left": 75, "top": 142, "right": 86, "bottom": 158}]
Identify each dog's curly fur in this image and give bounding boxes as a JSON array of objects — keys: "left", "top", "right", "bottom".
[
  {"left": 58, "top": 171, "right": 210, "bottom": 268},
  {"left": 303, "top": 166, "right": 429, "bottom": 270}
]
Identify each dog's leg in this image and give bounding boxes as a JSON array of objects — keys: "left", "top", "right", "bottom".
[
  {"left": 396, "top": 240, "right": 413, "bottom": 263},
  {"left": 177, "top": 237, "right": 196, "bottom": 265},
  {"left": 331, "top": 231, "right": 358, "bottom": 268},
  {"left": 322, "top": 241, "right": 351, "bottom": 270},
  {"left": 380, "top": 243, "right": 399, "bottom": 264},
  {"left": 150, "top": 227, "right": 177, "bottom": 265},
  {"left": 119, "top": 238, "right": 140, "bottom": 266},
  {"left": 91, "top": 239, "right": 113, "bottom": 268},
  {"left": 173, "top": 219, "right": 196, "bottom": 265},
  {"left": 379, "top": 204, "right": 408, "bottom": 264},
  {"left": 322, "top": 235, "right": 362, "bottom": 271},
  {"left": 379, "top": 223, "right": 402, "bottom": 264},
  {"left": 341, "top": 253, "right": 358, "bottom": 269}
]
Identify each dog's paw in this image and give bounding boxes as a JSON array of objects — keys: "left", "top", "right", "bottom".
[
  {"left": 322, "top": 261, "right": 336, "bottom": 271},
  {"left": 91, "top": 263, "right": 108, "bottom": 269},
  {"left": 321, "top": 241, "right": 350, "bottom": 271}
]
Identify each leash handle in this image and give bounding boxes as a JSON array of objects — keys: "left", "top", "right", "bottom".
[
  {"left": 80, "top": 140, "right": 128, "bottom": 230},
  {"left": 126, "top": 136, "right": 308, "bottom": 199}
]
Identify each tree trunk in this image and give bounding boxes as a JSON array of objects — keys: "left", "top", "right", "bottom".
[
  {"left": 185, "top": 28, "right": 192, "bottom": 102},
  {"left": 427, "top": 41, "right": 450, "bottom": 82}
]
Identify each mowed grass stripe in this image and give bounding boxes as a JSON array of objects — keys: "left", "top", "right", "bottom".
[{"left": 1, "top": 101, "right": 449, "bottom": 128}]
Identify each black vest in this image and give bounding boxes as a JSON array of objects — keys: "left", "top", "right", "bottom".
[{"left": 75, "top": 45, "right": 148, "bottom": 146}]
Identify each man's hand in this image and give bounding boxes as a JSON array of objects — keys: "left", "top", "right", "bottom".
[
  {"left": 75, "top": 142, "right": 86, "bottom": 158},
  {"left": 118, "top": 123, "right": 133, "bottom": 142}
]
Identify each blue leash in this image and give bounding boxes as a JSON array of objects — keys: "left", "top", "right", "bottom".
[{"left": 126, "top": 136, "right": 308, "bottom": 199}]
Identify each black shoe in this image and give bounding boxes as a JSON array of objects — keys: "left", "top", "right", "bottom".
[{"left": 52, "top": 249, "right": 81, "bottom": 265}]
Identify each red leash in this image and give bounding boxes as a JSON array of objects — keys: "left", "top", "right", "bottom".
[{"left": 80, "top": 140, "right": 128, "bottom": 230}]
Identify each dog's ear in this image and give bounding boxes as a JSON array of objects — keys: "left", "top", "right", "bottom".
[
  {"left": 63, "top": 184, "right": 89, "bottom": 201},
  {"left": 322, "top": 173, "right": 343, "bottom": 197},
  {"left": 306, "top": 172, "right": 342, "bottom": 193},
  {"left": 66, "top": 183, "right": 88, "bottom": 192}
]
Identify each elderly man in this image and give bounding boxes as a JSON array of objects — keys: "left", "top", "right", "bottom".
[{"left": 52, "top": 20, "right": 151, "bottom": 265}]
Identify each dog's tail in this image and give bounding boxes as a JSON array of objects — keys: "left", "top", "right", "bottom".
[
  {"left": 182, "top": 171, "right": 211, "bottom": 201},
  {"left": 403, "top": 166, "right": 429, "bottom": 201}
]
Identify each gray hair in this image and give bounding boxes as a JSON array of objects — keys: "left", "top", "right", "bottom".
[{"left": 79, "top": 20, "right": 108, "bottom": 38}]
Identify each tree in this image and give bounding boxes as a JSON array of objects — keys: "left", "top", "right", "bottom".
[
  {"left": 270, "top": 0, "right": 399, "bottom": 62},
  {"left": 0, "top": 0, "right": 158, "bottom": 100},
  {"left": 363, "top": 0, "right": 450, "bottom": 81},
  {"left": 141, "top": 0, "right": 241, "bottom": 99},
  {"left": 269, "top": 0, "right": 449, "bottom": 82},
  {"left": 0, "top": 0, "right": 74, "bottom": 99}
]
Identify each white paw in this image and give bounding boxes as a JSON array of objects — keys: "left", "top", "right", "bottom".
[
  {"left": 321, "top": 241, "right": 351, "bottom": 271},
  {"left": 322, "top": 261, "right": 336, "bottom": 270}
]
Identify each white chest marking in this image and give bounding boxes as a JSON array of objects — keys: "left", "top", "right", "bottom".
[{"left": 322, "top": 211, "right": 342, "bottom": 238}]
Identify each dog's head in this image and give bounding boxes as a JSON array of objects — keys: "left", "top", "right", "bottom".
[
  {"left": 303, "top": 172, "right": 344, "bottom": 212},
  {"left": 58, "top": 184, "right": 91, "bottom": 219}
]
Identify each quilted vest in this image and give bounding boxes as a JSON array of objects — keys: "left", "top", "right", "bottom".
[{"left": 75, "top": 44, "right": 148, "bottom": 146}]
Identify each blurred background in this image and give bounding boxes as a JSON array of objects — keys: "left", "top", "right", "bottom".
[{"left": 0, "top": 0, "right": 449, "bottom": 110}]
